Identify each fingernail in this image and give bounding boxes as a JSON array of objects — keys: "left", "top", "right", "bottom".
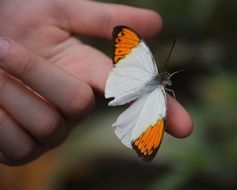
[{"left": 0, "top": 38, "right": 11, "bottom": 60}]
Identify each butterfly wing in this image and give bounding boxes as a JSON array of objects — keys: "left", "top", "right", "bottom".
[
  {"left": 113, "top": 86, "right": 167, "bottom": 161},
  {"left": 105, "top": 26, "right": 158, "bottom": 106}
]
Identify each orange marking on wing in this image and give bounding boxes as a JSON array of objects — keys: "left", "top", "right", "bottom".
[
  {"left": 137, "top": 126, "right": 152, "bottom": 150},
  {"left": 113, "top": 27, "right": 141, "bottom": 64},
  {"left": 133, "top": 119, "right": 165, "bottom": 158}
]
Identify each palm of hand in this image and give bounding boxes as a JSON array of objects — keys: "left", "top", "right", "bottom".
[{"left": 0, "top": 0, "right": 111, "bottom": 92}]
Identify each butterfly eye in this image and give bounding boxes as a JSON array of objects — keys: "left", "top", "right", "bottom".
[{"left": 167, "top": 80, "right": 172, "bottom": 86}]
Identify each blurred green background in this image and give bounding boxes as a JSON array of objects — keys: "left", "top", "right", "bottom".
[{"left": 1, "top": 0, "right": 237, "bottom": 190}]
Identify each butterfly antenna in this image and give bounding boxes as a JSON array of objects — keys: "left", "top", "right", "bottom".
[
  {"left": 169, "top": 69, "right": 184, "bottom": 79},
  {"left": 163, "top": 40, "right": 176, "bottom": 71}
]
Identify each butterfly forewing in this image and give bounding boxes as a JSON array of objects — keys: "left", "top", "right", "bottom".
[{"left": 105, "top": 26, "right": 158, "bottom": 106}]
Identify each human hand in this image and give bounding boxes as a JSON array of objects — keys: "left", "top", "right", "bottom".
[{"left": 0, "top": 0, "right": 192, "bottom": 165}]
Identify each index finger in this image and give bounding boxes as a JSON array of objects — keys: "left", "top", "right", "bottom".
[{"left": 59, "top": 0, "right": 162, "bottom": 39}]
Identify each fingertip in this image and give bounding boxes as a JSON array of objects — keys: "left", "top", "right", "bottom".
[
  {"left": 111, "top": 7, "right": 163, "bottom": 39},
  {"left": 134, "top": 9, "right": 163, "bottom": 38},
  {"left": 166, "top": 95, "right": 193, "bottom": 138},
  {"left": 65, "top": 0, "right": 163, "bottom": 39}
]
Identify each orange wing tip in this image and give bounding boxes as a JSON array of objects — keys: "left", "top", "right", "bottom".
[
  {"left": 113, "top": 26, "right": 141, "bottom": 64},
  {"left": 132, "top": 119, "right": 165, "bottom": 162}
]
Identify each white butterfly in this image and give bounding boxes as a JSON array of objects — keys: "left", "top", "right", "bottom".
[{"left": 105, "top": 26, "right": 174, "bottom": 161}]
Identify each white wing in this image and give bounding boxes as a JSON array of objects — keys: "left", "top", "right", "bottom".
[
  {"left": 113, "top": 85, "right": 167, "bottom": 159},
  {"left": 105, "top": 26, "right": 158, "bottom": 106}
]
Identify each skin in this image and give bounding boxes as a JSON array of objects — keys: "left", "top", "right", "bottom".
[{"left": 0, "top": 0, "right": 192, "bottom": 166}]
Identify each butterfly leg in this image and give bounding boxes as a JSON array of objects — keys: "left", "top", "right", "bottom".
[{"left": 165, "top": 87, "right": 176, "bottom": 99}]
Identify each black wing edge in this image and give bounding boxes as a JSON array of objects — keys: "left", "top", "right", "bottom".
[{"left": 112, "top": 25, "right": 142, "bottom": 64}]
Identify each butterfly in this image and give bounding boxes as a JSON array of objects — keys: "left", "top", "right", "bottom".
[{"left": 105, "top": 26, "right": 175, "bottom": 161}]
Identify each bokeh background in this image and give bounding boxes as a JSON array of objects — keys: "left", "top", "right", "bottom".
[{"left": 1, "top": 0, "right": 237, "bottom": 189}]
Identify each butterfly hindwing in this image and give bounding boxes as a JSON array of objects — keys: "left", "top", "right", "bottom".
[{"left": 113, "top": 86, "right": 167, "bottom": 161}]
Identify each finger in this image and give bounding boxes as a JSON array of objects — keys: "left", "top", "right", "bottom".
[
  {"left": 0, "top": 70, "right": 69, "bottom": 146},
  {"left": 60, "top": 0, "right": 162, "bottom": 39},
  {"left": 166, "top": 95, "right": 193, "bottom": 138},
  {"left": 56, "top": 43, "right": 112, "bottom": 93},
  {"left": 0, "top": 151, "right": 43, "bottom": 166},
  {"left": 0, "top": 38, "right": 94, "bottom": 119},
  {"left": 0, "top": 109, "right": 40, "bottom": 165}
]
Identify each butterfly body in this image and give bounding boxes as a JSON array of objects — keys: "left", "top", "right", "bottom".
[{"left": 105, "top": 26, "right": 167, "bottom": 161}]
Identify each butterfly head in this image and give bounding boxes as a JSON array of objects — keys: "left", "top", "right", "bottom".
[
  {"left": 159, "top": 70, "right": 183, "bottom": 87},
  {"left": 158, "top": 71, "right": 172, "bottom": 88},
  {"left": 158, "top": 70, "right": 183, "bottom": 99}
]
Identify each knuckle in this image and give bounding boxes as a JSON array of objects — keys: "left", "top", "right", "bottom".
[
  {"left": 65, "top": 92, "right": 83, "bottom": 118},
  {"left": 1, "top": 39, "right": 35, "bottom": 79},
  {"left": 102, "top": 12, "right": 113, "bottom": 38},
  {"left": 0, "top": 38, "right": 13, "bottom": 61},
  {"left": 35, "top": 112, "right": 63, "bottom": 140},
  {"left": 66, "top": 87, "right": 94, "bottom": 118},
  {"left": 0, "top": 110, "right": 36, "bottom": 164},
  {"left": 17, "top": 53, "right": 34, "bottom": 79},
  {"left": 11, "top": 143, "right": 35, "bottom": 162},
  {"left": 0, "top": 108, "right": 8, "bottom": 127},
  {"left": 0, "top": 71, "right": 8, "bottom": 93}
]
